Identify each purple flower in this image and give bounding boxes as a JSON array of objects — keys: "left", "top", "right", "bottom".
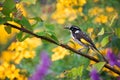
[
  {"left": 117, "top": 77, "right": 120, "bottom": 80},
  {"left": 29, "top": 51, "right": 51, "bottom": 80},
  {"left": 90, "top": 69, "right": 100, "bottom": 80},
  {"left": 106, "top": 49, "right": 120, "bottom": 67}
]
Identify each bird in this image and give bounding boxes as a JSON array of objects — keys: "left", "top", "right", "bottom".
[{"left": 65, "top": 25, "right": 107, "bottom": 62}]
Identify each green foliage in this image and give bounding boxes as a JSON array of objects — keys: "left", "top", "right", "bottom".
[
  {"left": 115, "top": 28, "right": 120, "bottom": 38},
  {"left": 0, "top": 0, "right": 120, "bottom": 80},
  {"left": 21, "top": 0, "right": 36, "bottom": 4},
  {"left": 17, "top": 31, "right": 30, "bottom": 42},
  {"left": 15, "top": 16, "right": 33, "bottom": 31},
  {"left": 36, "top": 30, "right": 59, "bottom": 43},
  {"left": 87, "top": 62, "right": 106, "bottom": 72},
  {"left": 2, "top": 0, "right": 16, "bottom": 16},
  {"left": 4, "top": 26, "right": 11, "bottom": 34},
  {"left": 101, "top": 36, "right": 109, "bottom": 47},
  {"left": 66, "top": 65, "right": 83, "bottom": 79},
  {"left": 45, "top": 23, "right": 55, "bottom": 31},
  {"left": 98, "top": 28, "right": 104, "bottom": 36}
]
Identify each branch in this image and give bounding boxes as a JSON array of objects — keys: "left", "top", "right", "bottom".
[{"left": 4, "top": 23, "right": 120, "bottom": 75}]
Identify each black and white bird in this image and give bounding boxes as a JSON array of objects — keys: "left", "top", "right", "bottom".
[{"left": 65, "top": 25, "right": 107, "bottom": 61}]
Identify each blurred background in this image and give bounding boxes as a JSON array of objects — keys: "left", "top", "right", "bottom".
[{"left": 0, "top": 0, "right": 120, "bottom": 80}]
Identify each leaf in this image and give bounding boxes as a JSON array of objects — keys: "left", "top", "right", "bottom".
[
  {"left": 0, "top": 17, "right": 7, "bottom": 24},
  {"left": 66, "top": 65, "right": 84, "bottom": 78},
  {"left": 46, "top": 31, "right": 59, "bottom": 43},
  {"left": 36, "top": 31, "right": 59, "bottom": 43},
  {"left": 93, "top": 62, "right": 106, "bottom": 72},
  {"left": 15, "top": 16, "right": 32, "bottom": 31},
  {"left": 4, "top": 26, "right": 11, "bottom": 34},
  {"left": 17, "top": 31, "right": 23, "bottom": 41},
  {"left": 17, "top": 31, "right": 29, "bottom": 41},
  {"left": 30, "top": 17, "right": 43, "bottom": 22},
  {"left": 101, "top": 36, "right": 109, "bottom": 47},
  {"left": 45, "top": 23, "right": 55, "bottom": 31},
  {"left": 21, "top": 0, "right": 36, "bottom": 4},
  {"left": 87, "top": 62, "right": 106, "bottom": 72},
  {"left": 36, "top": 31, "right": 46, "bottom": 36},
  {"left": 98, "top": 28, "right": 104, "bottom": 36},
  {"left": 115, "top": 28, "right": 120, "bottom": 38},
  {"left": 0, "top": 17, "right": 12, "bottom": 24},
  {"left": 77, "top": 65, "right": 84, "bottom": 77},
  {"left": 51, "top": 34, "right": 59, "bottom": 43},
  {"left": 2, "top": 0, "right": 16, "bottom": 15}
]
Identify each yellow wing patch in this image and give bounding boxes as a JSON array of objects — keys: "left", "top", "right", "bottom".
[{"left": 80, "top": 38, "right": 90, "bottom": 45}]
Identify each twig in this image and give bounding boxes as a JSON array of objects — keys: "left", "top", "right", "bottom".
[{"left": 4, "top": 23, "right": 120, "bottom": 75}]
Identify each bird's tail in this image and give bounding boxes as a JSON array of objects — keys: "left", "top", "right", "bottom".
[{"left": 91, "top": 46, "right": 107, "bottom": 62}]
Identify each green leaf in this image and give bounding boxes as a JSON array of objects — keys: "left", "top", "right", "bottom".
[
  {"left": 45, "top": 23, "right": 55, "bottom": 31},
  {"left": 36, "top": 31, "right": 46, "bottom": 36},
  {"left": 87, "top": 62, "right": 106, "bottom": 72},
  {"left": 98, "top": 28, "right": 104, "bottom": 36},
  {"left": 66, "top": 65, "right": 84, "bottom": 78},
  {"left": 17, "top": 31, "right": 29, "bottom": 42},
  {"left": 46, "top": 31, "right": 59, "bottom": 43},
  {"left": 15, "top": 16, "right": 32, "bottom": 31},
  {"left": 36, "top": 31, "right": 59, "bottom": 43},
  {"left": 30, "top": 17, "right": 43, "bottom": 22},
  {"left": 93, "top": 62, "right": 106, "bottom": 72},
  {"left": 2, "top": 0, "right": 16, "bottom": 15},
  {"left": 21, "top": 0, "right": 36, "bottom": 4},
  {"left": 17, "top": 31, "right": 23, "bottom": 41},
  {"left": 4, "top": 26, "right": 11, "bottom": 34},
  {"left": 101, "top": 36, "right": 109, "bottom": 47},
  {"left": 0, "top": 17, "right": 7, "bottom": 24},
  {"left": 115, "top": 28, "right": 120, "bottom": 38},
  {"left": 51, "top": 34, "right": 59, "bottom": 43},
  {"left": 0, "top": 17, "right": 12, "bottom": 24},
  {"left": 77, "top": 65, "right": 84, "bottom": 77}
]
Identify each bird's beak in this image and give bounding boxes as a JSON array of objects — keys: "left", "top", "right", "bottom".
[
  {"left": 64, "top": 26, "right": 70, "bottom": 29},
  {"left": 64, "top": 25, "right": 70, "bottom": 29}
]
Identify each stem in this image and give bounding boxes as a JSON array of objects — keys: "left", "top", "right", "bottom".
[{"left": 4, "top": 23, "right": 120, "bottom": 75}]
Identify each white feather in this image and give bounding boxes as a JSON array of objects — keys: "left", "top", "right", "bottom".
[{"left": 75, "top": 30, "right": 80, "bottom": 33}]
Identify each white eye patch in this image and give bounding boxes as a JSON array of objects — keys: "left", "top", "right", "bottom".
[{"left": 75, "top": 30, "right": 80, "bottom": 33}]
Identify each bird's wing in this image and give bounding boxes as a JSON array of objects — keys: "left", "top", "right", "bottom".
[{"left": 75, "top": 31, "right": 95, "bottom": 47}]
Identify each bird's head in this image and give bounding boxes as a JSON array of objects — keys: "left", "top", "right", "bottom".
[{"left": 64, "top": 25, "right": 81, "bottom": 32}]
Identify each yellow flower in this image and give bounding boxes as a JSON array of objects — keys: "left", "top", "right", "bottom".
[
  {"left": 1, "top": 37, "right": 42, "bottom": 64},
  {"left": 0, "top": 24, "right": 18, "bottom": 44},
  {"left": 51, "top": 46, "right": 70, "bottom": 61},
  {"left": 0, "top": 65, "right": 5, "bottom": 79},
  {"left": 0, "top": 61, "right": 27, "bottom": 80},
  {"left": 0, "top": 7, "right": 3, "bottom": 11},
  {"left": 5, "top": 64, "right": 20, "bottom": 79},
  {"left": 94, "top": 14, "right": 108, "bottom": 24},
  {"left": 78, "top": 0, "right": 87, "bottom": 6},
  {"left": 87, "top": 28, "right": 94, "bottom": 33},
  {"left": 16, "top": 3, "right": 27, "bottom": 17},
  {"left": 78, "top": 7, "right": 83, "bottom": 13},
  {"left": 1, "top": 51, "right": 13, "bottom": 62},
  {"left": 106, "top": 6, "right": 114, "bottom": 13},
  {"left": 68, "top": 39, "right": 83, "bottom": 50},
  {"left": 16, "top": 75, "right": 27, "bottom": 80},
  {"left": 89, "top": 7, "right": 103, "bottom": 16},
  {"left": 56, "top": 18, "right": 65, "bottom": 24},
  {"left": 51, "top": 0, "right": 87, "bottom": 24}
]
